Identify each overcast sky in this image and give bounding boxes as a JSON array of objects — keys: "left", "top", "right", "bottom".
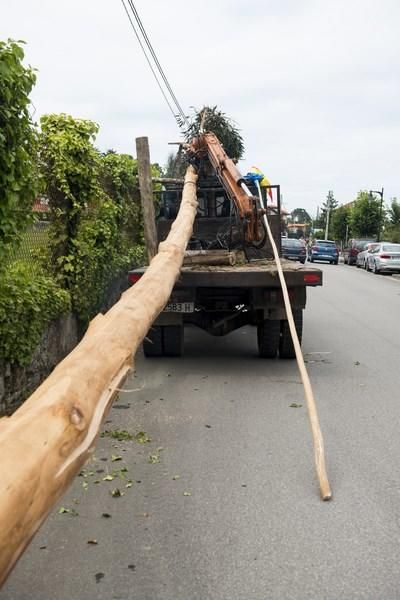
[{"left": 2, "top": 0, "right": 399, "bottom": 214}]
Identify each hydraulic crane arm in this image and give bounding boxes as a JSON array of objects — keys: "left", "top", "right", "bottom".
[{"left": 187, "top": 133, "right": 265, "bottom": 244}]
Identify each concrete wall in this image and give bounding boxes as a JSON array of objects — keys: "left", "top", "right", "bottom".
[{"left": 0, "top": 276, "right": 129, "bottom": 415}]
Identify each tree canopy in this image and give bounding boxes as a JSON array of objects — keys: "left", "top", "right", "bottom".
[
  {"left": 290, "top": 208, "right": 312, "bottom": 224},
  {"left": 182, "top": 105, "right": 245, "bottom": 161},
  {"left": 316, "top": 190, "right": 338, "bottom": 231},
  {"left": 350, "top": 191, "right": 382, "bottom": 237},
  {"left": 330, "top": 205, "right": 351, "bottom": 241},
  {"left": 387, "top": 198, "right": 400, "bottom": 226}
]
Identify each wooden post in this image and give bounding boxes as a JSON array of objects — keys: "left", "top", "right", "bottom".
[
  {"left": 0, "top": 166, "right": 198, "bottom": 587},
  {"left": 136, "top": 136, "right": 158, "bottom": 262}
]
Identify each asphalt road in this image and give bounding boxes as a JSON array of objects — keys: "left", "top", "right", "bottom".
[{"left": 2, "top": 262, "right": 400, "bottom": 600}]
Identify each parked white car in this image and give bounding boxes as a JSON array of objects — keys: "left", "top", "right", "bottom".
[
  {"left": 356, "top": 242, "right": 379, "bottom": 269},
  {"left": 366, "top": 243, "right": 400, "bottom": 274}
]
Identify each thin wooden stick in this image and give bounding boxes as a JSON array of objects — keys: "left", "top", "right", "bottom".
[{"left": 255, "top": 181, "right": 332, "bottom": 501}]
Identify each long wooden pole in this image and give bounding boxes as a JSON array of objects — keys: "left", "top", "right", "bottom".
[
  {"left": 136, "top": 136, "right": 158, "bottom": 261},
  {"left": 0, "top": 166, "right": 198, "bottom": 587},
  {"left": 254, "top": 180, "right": 332, "bottom": 501}
]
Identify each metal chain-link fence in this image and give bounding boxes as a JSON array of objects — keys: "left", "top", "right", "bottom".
[{"left": 8, "top": 219, "right": 50, "bottom": 267}]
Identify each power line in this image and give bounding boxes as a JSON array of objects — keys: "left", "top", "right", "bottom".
[
  {"left": 120, "top": 0, "right": 189, "bottom": 128},
  {"left": 120, "top": 0, "right": 179, "bottom": 124},
  {"left": 126, "top": 0, "right": 189, "bottom": 127}
]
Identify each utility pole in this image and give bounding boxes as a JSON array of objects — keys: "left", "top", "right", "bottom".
[
  {"left": 369, "top": 188, "right": 384, "bottom": 242},
  {"left": 324, "top": 191, "right": 336, "bottom": 239},
  {"left": 325, "top": 202, "right": 330, "bottom": 239}
]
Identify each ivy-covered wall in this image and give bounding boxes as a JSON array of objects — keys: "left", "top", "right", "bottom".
[
  {"left": 0, "top": 274, "right": 130, "bottom": 414},
  {"left": 0, "top": 314, "right": 79, "bottom": 414},
  {"left": 0, "top": 40, "right": 159, "bottom": 411}
]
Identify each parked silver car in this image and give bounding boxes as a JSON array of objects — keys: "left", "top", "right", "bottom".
[
  {"left": 356, "top": 242, "right": 379, "bottom": 269},
  {"left": 366, "top": 243, "right": 400, "bottom": 274}
]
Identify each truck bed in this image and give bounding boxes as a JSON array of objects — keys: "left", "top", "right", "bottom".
[
  {"left": 176, "top": 259, "right": 322, "bottom": 288},
  {"left": 130, "top": 259, "right": 322, "bottom": 288}
]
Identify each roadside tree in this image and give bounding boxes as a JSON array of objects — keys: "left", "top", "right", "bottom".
[
  {"left": 387, "top": 198, "right": 400, "bottom": 225},
  {"left": 287, "top": 208, "right": 312, "bottom": 238},
  {"left": 350, "top": 191, "right": 382, "bottom": 237},
  {"left": 291, "top": 208, "right": 312, "bottom": 224},
  {"left": 164, "top": 150, "right": 186, "bottom": 178},
  {"left": 316, "top": 191, "right": 338, "bottom": 231},
  {"left": 331, "top": 205, "right": 351, "bottom": 242},
  {"left": 384, "top": 198, "right": 400, "bottom": 242}
]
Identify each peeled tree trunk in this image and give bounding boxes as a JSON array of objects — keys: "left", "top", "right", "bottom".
[
  {"left": 0, "top": 166, "right": 198, "bottom": 587},
  {"left": 183, "top": 249, "right": 243, "bottom": 266}
]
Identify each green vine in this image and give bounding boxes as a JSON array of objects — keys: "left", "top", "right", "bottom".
[
  {"left": 1, "top": 45, "right": 157, "bottom": 368},
  {"left": 0, "top": 261, "right": 71, "bottom": 365},
  {"left": 69, "top": 200, "right": 144, "bottom": 321},
  {"left": 38, "top": 113, "right": 103, "bottom": 285},
  {"left": 100, "top": 151, "right": 142, "bottom": 244},
  {"left": 38, "top": 115, "right": 149, "bottom": 323},
  {"left": 0, "top": 39, "right": 38, "bottom": 266}
]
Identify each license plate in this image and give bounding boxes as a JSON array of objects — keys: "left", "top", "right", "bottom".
[{"left": 164, "top": 302, "right": 194, "bottom": 313}]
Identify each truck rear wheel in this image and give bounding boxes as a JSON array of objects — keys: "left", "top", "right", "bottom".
[
  {"left": 163, "top": 325, "right": 184, "bottom": 357},
  {"left": 279, "top": 310, "right": 303, "bottom": 359},
  {"left": 257, "top": 319, "right": 280, "bottom": 358},
  {"left": 143, "top": 326, "right": 163, "bottom": 357}
]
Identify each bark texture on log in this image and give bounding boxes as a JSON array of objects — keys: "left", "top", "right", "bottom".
[
  {"left": 0, "top": 167, "right": 198, "bottom": 586},
  {"left": 183, "top": 250, "right": 243, "bottom": 266},
  {"left": 152, "top": 177, "right": 184, "bottom": 185}
]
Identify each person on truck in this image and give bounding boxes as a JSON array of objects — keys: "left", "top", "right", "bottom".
[{"left": 245, "top": 166, "right": 273, "bottom": 202}]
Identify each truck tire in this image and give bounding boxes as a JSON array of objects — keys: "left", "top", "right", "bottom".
[
  {"left": 163, "top": 325, "right": 184, "bottom": 357},
  {"left": 143, "top": 326, "right": 163, "bottom": 357},
  {"left": 279, "top": 309, "right": 303, "bottom": 359},
  {"left": 257, "top": 319, "right": 280, "bottom": 358}
]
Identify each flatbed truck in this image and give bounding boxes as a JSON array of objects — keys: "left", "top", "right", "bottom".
[{"left": 129, "top": 157, "right": 322, "bottom": 358}]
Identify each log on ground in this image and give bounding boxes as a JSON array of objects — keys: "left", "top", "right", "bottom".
[{"left": 0, "top": 166, "right": 198, "bottom": 587}]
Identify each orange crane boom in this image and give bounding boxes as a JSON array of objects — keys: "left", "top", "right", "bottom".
[{"left": 187, "top": 133, "right": 265, "bottom": 243}]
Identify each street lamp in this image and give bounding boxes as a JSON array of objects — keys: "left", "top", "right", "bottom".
[{"left": 369, "top": 188, "right": 384, "bottom": 242}]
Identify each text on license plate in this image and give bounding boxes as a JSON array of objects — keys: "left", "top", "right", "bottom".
[{"left": 164, "top": 302, "right": 194, "bottom": 313}]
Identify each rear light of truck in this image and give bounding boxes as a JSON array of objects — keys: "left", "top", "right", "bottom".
[
  {"left": 304, "top": 273, "right": 321, "bottom": 283},
  {"left": 128, "top": 272, "right": 142, "bottom": 285}
]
